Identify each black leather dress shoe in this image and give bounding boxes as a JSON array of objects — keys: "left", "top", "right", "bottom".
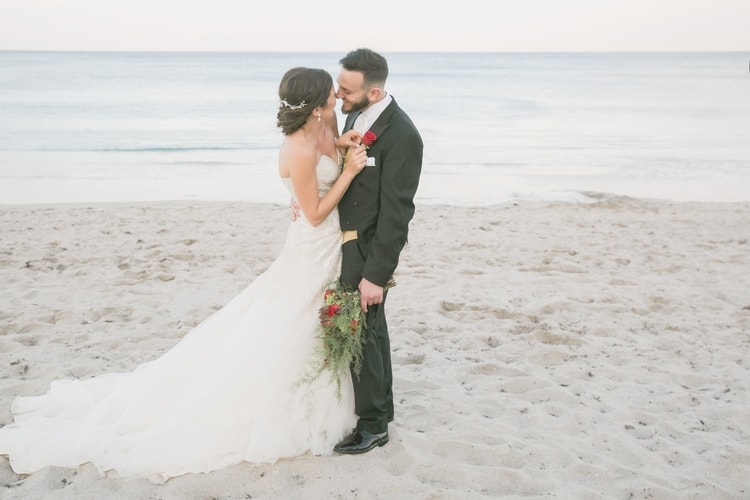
[{"left": 333, "top": 430, "right": 389, "bottom": 454}]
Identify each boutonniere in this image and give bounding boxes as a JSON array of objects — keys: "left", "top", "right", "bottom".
[{"left": 361, "top": 130, "right": 378, "bottom": 149}]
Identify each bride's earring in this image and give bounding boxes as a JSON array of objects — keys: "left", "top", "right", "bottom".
[{"left": 316, "top": 113, "right": 321, "bottom": 123}]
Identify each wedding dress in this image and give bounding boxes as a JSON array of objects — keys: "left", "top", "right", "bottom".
[{"left": 0, "top": 155, "right": 356, "bottom": 483}]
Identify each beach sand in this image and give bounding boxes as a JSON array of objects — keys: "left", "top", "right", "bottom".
[{"left": 0, "top": 197, "right": 748, "bottom": 499}]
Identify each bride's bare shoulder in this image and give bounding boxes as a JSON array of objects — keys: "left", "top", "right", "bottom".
[{"left": 279, "top": 134, "right": 317, "bottom": 177}]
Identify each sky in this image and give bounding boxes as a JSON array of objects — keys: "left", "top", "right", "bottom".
[{"left": 1, "top": 0, "right": 748, "bottom": 52}]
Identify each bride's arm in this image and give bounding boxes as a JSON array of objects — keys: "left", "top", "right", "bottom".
[{"left": 284, "top": 146, "right": 367, "bottom": 227}]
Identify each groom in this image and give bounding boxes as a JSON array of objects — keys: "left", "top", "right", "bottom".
[{"left": 333, "top": 48, "right": 423, "bottom": 454}]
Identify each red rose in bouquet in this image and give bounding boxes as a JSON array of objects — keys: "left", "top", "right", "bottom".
[{"left": 310, "top": 281, "right": 367, "bottom": 398}]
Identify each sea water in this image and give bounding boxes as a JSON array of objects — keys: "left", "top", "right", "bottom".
[{"left": 1, "top": 51, "right": 748, "bottom": 205}]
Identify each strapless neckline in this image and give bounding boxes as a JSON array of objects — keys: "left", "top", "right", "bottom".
[{"left": 280, "top": 154, "right": 339, "bottom": 182}]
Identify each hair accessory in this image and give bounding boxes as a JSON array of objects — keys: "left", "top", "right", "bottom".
[{"left": 280, "top": 99, "right": 308, "bottom": 110}]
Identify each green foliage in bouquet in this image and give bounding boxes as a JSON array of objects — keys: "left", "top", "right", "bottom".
[{"left": 312, "top": 281, "right": 367, "bottom": 399}]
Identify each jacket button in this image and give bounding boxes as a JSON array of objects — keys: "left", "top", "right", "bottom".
[{"left": 353, "top": 201, "right": 359, "bottom": 207}]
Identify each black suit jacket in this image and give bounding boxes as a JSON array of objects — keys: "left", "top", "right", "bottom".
[{"left": 338, "top": 97, "right": 423, "bottom": 287}]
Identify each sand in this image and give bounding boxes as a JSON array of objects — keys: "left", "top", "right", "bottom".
[{"left": 0, "top": 196, "right": 748, "bottom": 499}]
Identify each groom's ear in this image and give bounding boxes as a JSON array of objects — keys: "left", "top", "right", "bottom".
[{"left": 366, "top": 87, "right": 383, "bottom": 101}]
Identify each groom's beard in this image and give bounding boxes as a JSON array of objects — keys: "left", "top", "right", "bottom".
[{"left": 341, "top": 95, "right": 370, "bottom": 115}]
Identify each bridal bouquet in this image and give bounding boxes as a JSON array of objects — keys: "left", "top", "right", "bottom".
[{"left": 311, "top": 281, "right": 366, "bottom": 399}]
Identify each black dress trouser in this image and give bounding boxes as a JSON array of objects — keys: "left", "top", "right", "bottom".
[{"left": 340, "top": 240, "right": 393, "bottom": 434}]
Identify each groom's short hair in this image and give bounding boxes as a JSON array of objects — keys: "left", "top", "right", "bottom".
[{"left": 340, "top": 48, "right": 388, "bottom": 88}]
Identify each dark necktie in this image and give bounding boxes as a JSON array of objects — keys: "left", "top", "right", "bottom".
[{"left": 344, "top": 112, "right": 361, "bottom": 133}]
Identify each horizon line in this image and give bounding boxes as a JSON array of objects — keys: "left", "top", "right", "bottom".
[{"left": 1, "top": 48, "right": 747, "bottom": 54}]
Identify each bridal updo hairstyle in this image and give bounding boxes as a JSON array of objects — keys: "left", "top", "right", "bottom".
[{"left": 277, "top": 67, "right": 332, "bottom": 136}]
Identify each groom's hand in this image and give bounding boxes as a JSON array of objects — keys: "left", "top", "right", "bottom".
[
  {"left": 290, "top": 198, "right": 301, "bottom": 221},
  {"left": 359, "top": 278, "right": 384, "bottom": 313}
]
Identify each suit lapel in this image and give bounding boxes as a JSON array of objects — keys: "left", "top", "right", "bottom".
[{"left": 364, "top": 99, "right": 397, "bottom": 146}]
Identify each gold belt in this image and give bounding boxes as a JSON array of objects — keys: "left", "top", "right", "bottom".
[{"left": 342, "top": 230, "right": 358, "bottom": 245}]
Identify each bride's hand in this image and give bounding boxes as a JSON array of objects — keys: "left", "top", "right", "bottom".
[
  {"left": 336, "top": 130, "right": 363, "bottom": 149},
  {"left": 342, "top": 144, "right": 367, "bottom": 178}
]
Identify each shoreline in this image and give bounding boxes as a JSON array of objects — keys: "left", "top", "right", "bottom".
[{"left": 2, "top": 189, "right": 749, "bottom": 210}]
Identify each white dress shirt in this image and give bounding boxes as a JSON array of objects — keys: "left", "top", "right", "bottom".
[{"left": 353, "top": 94, "right": 393, "bottom": 133}]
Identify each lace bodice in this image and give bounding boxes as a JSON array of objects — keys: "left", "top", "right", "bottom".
[{"left": 281, "top": 154, "right": 341, "bottom": 202}]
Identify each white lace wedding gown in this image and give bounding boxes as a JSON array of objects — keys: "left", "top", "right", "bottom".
[{"left": 0, "top": 155, "right": 356, "bottom": 483}]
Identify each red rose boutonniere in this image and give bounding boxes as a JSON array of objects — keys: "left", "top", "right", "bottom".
[{"left": 361, "top": 130, "right": 378, "bottom": 149}]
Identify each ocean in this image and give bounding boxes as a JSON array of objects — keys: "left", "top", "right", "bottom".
[{"left": 1, "top": 51, "right": 749, "bottom": 206}]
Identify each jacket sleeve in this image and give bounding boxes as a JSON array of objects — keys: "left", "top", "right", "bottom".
[{"left": 361, "top": 117, "right": 423, "bottom": 286}]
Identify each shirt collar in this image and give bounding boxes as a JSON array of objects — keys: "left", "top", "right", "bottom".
[{"left": 361, "top": 93, "right": 392, "bottom": 125}]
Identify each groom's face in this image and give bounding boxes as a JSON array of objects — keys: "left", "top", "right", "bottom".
[{"left": 336, "top": 68, "right": 369, "bottom": 115}]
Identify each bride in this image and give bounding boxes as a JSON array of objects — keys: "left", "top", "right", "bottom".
[{"left": 0, "top": 67, "right": 368, "bottom": 483}]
